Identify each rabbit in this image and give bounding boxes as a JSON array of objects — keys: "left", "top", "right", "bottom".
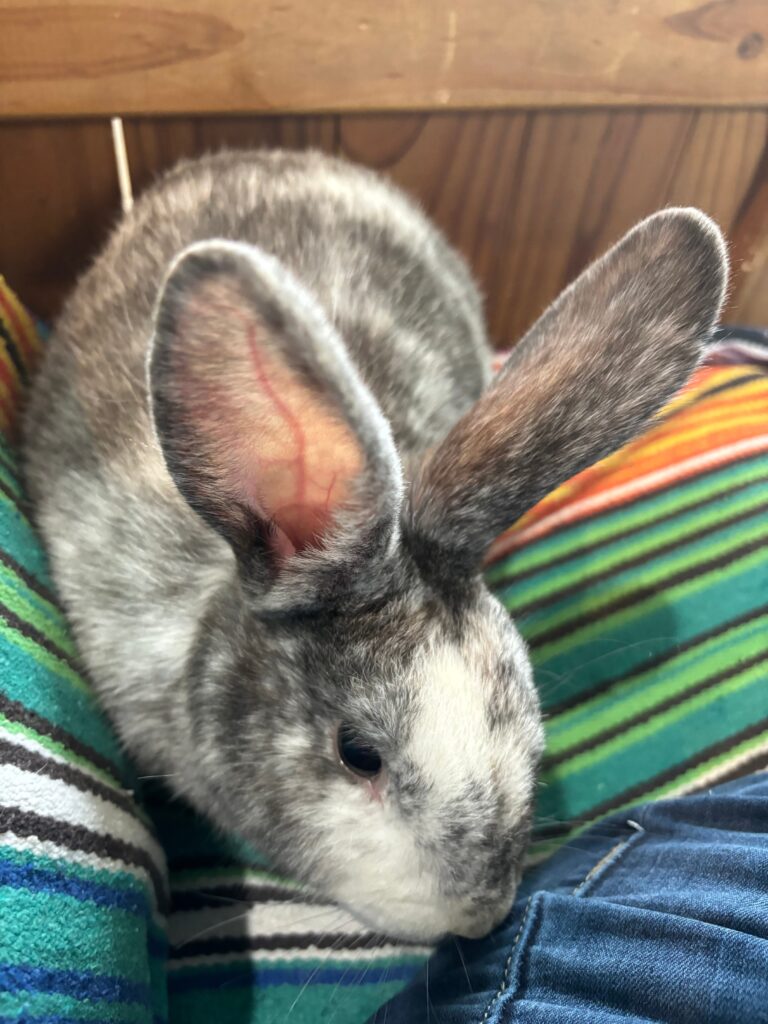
[{"left": 23, "top": 149, "right": 728, "bottom": 942}]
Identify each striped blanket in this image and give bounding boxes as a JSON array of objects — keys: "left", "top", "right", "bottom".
[{"left": 1, "top": 272, "right": 767, "bottom": 1023}]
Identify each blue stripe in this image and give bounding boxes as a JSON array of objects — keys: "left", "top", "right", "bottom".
[
  {"left": 0, "top": 860, "right": 147, "bottom": 916},
  {"left": 0, "top": 1017, "right": 106, "bottom": 1024},
  {"left": 0, "top": 1015, "right": 165, "bottom": 1024},
  {"left": 168, "top": 960, "right": 422, "bottom": 993},
  {"left": 0, "top": 964, "right": 151, "bottom": 1007}
]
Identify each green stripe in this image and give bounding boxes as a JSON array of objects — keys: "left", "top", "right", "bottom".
[
  {"left": 0, "top": 841, "right": 150, "bottom": 899},
  {"left": 0, "top": 555, "right": 65, "bottom": 632},
  {"left": 0, "top": 989, "right": 152, "bottom": 1024},
  {"left": 538, "top": 664, "right": 767, "bottom": 820},
  {"left": 0, "top": 500, "right": 52, "bottom": 581},
  {"left": 0, "top": 458, "right": 21, "bottom": 498},
  {"left": 0, "top": 612, "right": 93, "bottom": 697},
  {"left": 0, "top": 575, "right": 76, "bottom": 656},
  {"left": 531, "top": 545, "right": 768, "bottom": 700},
  {"left": 515, "top": 509, "right": 768, "bottom": 637},
  {"left": 168, "top": 978, "right": 410, "bottom": 1024},
  {"left": 0, "top": 717, "right": 120, "bottom": 787},
  {"left": 530, "top": 727, "right": 768, "bottom": 861},
  {"left": 0, "top": 479, "right": 34, "bottom": 532},
  {"left": 0, "top": 647, "right": 124, "bottom": 769},
  {"left": 0, "top": 440, "right": 19, "bottom": 471},
  {"left": 500, "top": 480, "right": 768, "bottom": 611},
  {"left": 486, "top": 452, "right": 768, "bottom": 585},
  {"left": 546, "top": 614, "right": 768, "bottom": 755},
  {"left": 0, "top": 888, "right": 153, "bottom": 981}
]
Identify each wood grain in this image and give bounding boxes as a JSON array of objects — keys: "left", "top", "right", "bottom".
[
  {"left": 1, "top": 1, "right": 767, "bottom": 118},
  {"left": 0, "top": 119, "right": 120, "bottom": 315},
  {"left": 123, "top": 108, "right": 768, "bottom": 338},
  {"left": 2, "top": 110, "right": 767, "bottom": 335}
]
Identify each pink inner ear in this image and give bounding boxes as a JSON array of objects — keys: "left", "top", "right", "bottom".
[{"left": 178, "top": 280, "right": 365, "bottom": 558}]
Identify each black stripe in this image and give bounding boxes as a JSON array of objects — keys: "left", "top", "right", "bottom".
[
  {"left": 527, "top": 532, "right": 768, "bottom": 651},
  {"left": 170, "top": 931, "right": 406, "bottom": 958},
  {"left": 534, "top": 715, "right": 768, "bottom": 839},
  {"left": 0, "top": 804, "right": 167, "bottom": 911},
  {"left": 166, "top": 854, "right": 246, "bottom": 873},
  {"left": 172, "top": 884, "right": 318, "bottom": 911},
  {"left": 0, "top": 474, "right": 22, "bottom": 506},
  {"left": 512, "top": 499, "right": 768, "bottom": 619},
  {"left": 681, "top": 749, "right": 768, "bottom": 793},
  {"left": 0, "top": 736, "right": 141, "bottom": 821},
  {"left": 0, "top": 546, "right": 59, "bottom": 606},
  {"left": 0, "top": 319, "right": 28, "bottom": 384},
  {"left": 646, "top": 369, "right": 768, "bottom": 430},
  {"left": 495, "top": 469, "right": 768, "bottom": 592},
  {"left": 0, "top": 444, "right": 18, "bottom": 476},
  {"left": 580, "top": 714, "right": 768, "bottom": 820},
  {"left": 0, "top": 690, "right": 119, "bottom": 779},
  {"left": 690, "top": 371, "right": 768, "bottom": 401},
  {"left": 0, "top": 599, "right": 83, "bottom": 676},
  {"left": 544, "top": 648, "right": 768, "bottom": 769},
  {"left": 714, "top": 325, "right": 768, "bottom": 349},
  {"left": 544, "top": 602, "right": 768, "bottom": 716}
]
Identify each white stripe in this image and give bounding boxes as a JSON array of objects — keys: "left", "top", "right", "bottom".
[
  {"left": 167, "top": 943, "right": 431, "bottom": 968},
  {"left": 0, "top": 762, "right": 167, "bottom": 879},
  {"left": 168, "top": 900, "right": 364, "bottom": 947},
  {"left": 0, "top": 723, "right": 126, "bottom": 796},
  {"left": 170, "top": 868, "right": 305, "bottom": 896},
  {"left": 489, "top": 434, "right": 768, "bottom": 560},
  {"left": 663, "top": 744, "right": 768, "bottom": 799},
  {"left": 0, "top": 829, "right": 166, "bottom": 924}
]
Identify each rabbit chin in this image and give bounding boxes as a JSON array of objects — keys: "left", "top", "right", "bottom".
[{"left": 333, "top": 880, "right": 515, "bottom": 943}]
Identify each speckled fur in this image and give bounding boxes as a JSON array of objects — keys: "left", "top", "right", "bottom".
[{"left": 23, "top": 150, "right": 727, "bottom": 941}]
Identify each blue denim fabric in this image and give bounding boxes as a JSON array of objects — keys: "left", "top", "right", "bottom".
[{"left": 369, "top": 772, "right": 768, "bottom": 1023}]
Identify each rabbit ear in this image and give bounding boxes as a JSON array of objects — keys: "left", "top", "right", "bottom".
[
  {"left": 408, "top": 208, "right": 728, "bottom": 576},
  {"left": 149, "top": 241, "right": 402, "bottom": 577}
]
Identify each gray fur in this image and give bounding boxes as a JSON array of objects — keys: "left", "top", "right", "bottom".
[{"left": 23, "top": 149, "right": 727, "bottom": 941}]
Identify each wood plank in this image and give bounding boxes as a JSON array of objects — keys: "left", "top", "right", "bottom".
[
  {"left": 123, "top": 107, "right": 768, "bottom": 335},
  {"left": 1, "top": 1, "right": 767, "bottom": 118},
  {"left": 3, "top": 110, "right": 766, "bottom": 333},
  {"left": 0, "top": 119, "right": 119, "bottom": 318}
]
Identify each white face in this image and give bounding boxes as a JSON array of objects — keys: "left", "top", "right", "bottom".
[{"left": 318, "top": 596, "right": 544, "bottom": 941}]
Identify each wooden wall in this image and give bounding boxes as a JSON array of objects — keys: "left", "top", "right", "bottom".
[
  {"left": 2, "top": 109, "right": 766, "bottom": 344},
  {"left": 4, "top": 0, "right": 767, "bottom": 116}
]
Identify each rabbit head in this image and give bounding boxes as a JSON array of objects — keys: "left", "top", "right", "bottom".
[{"left": 149, "top": 208, "right": 727, "bottom": 941}]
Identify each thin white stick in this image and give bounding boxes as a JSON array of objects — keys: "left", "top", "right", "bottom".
[{"left": 110, "top": 116, "right": 134, "bottom": 214}]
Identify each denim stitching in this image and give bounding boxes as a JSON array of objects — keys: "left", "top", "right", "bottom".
[
  {"left": 572, "top": 823, "right": 646, "bottom": 898},
  {"left": 480, "top": 893, "right": 536, "bottom": 1023}
]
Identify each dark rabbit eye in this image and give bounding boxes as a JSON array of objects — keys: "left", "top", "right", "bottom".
[{"left": 336, "top": 723, "right": 382, "bottom": 779}]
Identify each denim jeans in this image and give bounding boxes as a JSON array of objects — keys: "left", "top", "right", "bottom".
[{"left": 369, "top": 772, "right": 768, "bottom": 1023}]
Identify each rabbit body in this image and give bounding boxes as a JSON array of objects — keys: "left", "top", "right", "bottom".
[{"left": 23, "top": 150, "right": 727, "bottom": 940}]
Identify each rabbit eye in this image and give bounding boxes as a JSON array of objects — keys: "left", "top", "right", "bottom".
[{"left": 336, "top": 723, "right": 382, "bottom": 779}]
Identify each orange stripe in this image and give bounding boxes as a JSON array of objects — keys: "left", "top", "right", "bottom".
[
  {"left": 0, "top": 278, "right": 41, "bottom": 367},
  {"left": 518, "top": 385, "right": 768, "bottom": 523},
  {"left": 0, "top": 333, "right": 22, "bottom": 392},
  {"left": 647, "top": 380, "right": 768, "bottom": 442},
  {"left": 488, "top": 433, "right": 768, "bottom": 560},
  {"left": 610, "top": 414, "right": 768, "bottom": 481}
]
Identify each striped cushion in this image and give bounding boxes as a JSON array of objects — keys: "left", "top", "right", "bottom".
[
  {"left": 0, "top": 279, "right": 168, "bottom": 1022},
  {"left": 487, "top": 355, "right": 768, "bottom": 861},
  {"left": 1, "top": 271, "right": 767, "bottom": 1023}
]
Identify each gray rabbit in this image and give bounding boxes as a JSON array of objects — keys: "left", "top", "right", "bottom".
[{"left": 23, "top": 150, "right": 727, "bottom": 941}]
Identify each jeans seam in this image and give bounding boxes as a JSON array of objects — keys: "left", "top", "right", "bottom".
[
  {"left": 479, "top": 892, "right": 538, "bottom": 1023},
  {"left": 572, "top": 823, "right": 646, "bottom": 898}
]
